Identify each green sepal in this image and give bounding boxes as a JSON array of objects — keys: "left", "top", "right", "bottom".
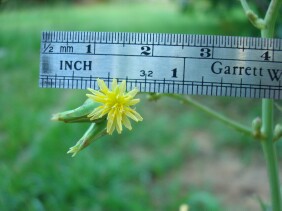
[
  {"left": 67, "top": 121, "right": 107, "bottom": 157},
  {"left": 51, "top": 99, "right": 102, "bottom": 123}
]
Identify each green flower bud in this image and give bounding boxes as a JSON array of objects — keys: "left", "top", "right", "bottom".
[
  {"left": 246, "top": 10, "right": 266, "bottom": 30},
  {"left": 273, "top": 124, "right": 282, "bottom": 142},
  {"left": 67, "top": 121, "right": 107, "bottom": 157},
  {"left": 252, "top": 117, "right": 262, "bottom": 139},
  {"left": 51, "top": 99, "right": 103, "bottom": 123}
]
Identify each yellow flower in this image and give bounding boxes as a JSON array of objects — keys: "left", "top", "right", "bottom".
[{"left": 86, "top": 79, "right": 143, "bottom": 135}]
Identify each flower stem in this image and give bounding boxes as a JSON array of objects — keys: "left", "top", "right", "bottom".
[
  {"left": 163, "top": 94, "right": 253, "bottom": 137},
  {"left": 260, "top": 0, "right": 282, "bottom": 210}
]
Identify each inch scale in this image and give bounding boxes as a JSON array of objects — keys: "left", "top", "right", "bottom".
[{"left": 39, "top": 31, "right": 282, "bottom": 99}]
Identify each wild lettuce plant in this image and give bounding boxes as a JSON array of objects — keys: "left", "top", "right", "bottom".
[{"left": 52, "top": 0, "right": 282, "bottom": 210}]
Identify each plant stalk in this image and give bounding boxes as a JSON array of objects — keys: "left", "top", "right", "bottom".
[
  {"left": 260, "top": 0, "right": 282, "bottom": 210},
  {"left": 261, "top": 100, "right": 281, "bottom": 211}
]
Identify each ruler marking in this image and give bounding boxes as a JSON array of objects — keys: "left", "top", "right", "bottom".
[
  {"left": 50, "top": 77, "right": 53, "bottom": 88},
  {"left": 157, "top": 81, "right": 160, "bottom": 93},
  {"left": 93, "top": 79, "right": 96, "bottom": 90},
  {"left": 54, "top": 74, "right": 57, "bottom": 88},
  {"left": 201, "top": 77, "right": 204, "bottom": 95},
  {"left": 264, "top": 85, "right": 266, "bottom": 98},
  {"left": 144, "top": 75, "right": 147, "bottom": 92},
  {"left": 62, "top": 76, "right": 65, "bottom": 88},
  {"left": 107, "top": 72, "right": 110, "bottom": 87},
  {"left": 182, "top": 58, "right": 186, "bottom": 94},
  {"left": 130, "top": 79, "right": 133, "bottom": 91},
  {"left": 46, "top": 75, "right": 49, "bottom": 88},
  {"left": 40, "top": 77, "right": 43, "bottom": 88},
  {"left": 279, "top": 81, "right": 281, "bottom": 99},
  {"left": 220, "top": 78, "right": 223, "bottom": 96},
  {"left": 239, "top": 79, "right": 242, "bottom": 97},
  {"left": 206, "top": 82, "right": 209, "bottom": 96},
  {"left": 83, "top": 78, "right": 86, "bottom": 89},
  {"left": 259, "top": 80, "right": 262, "bottom": 98},
  {"left": 89, "top": 75, "right": 92, "bottom": 89},
  {"left": 125, "top": 76, "right": 128, "bottom": 91}
]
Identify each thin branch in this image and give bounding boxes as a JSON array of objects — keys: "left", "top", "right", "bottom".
[{"left": 161, "top": 94, "right": 253, "bottom": 137}]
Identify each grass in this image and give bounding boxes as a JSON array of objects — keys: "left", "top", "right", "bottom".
[{"left": 0, "top": 2, "right": 280, "bottom": 210}]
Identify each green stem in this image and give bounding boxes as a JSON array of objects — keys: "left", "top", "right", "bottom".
[
  {"left": 262, "top": 0, "right": 282, "bottom": 38},
  {"left": 163, "top": 94, "right": 253, "bottom": 137},
  {"left": 261, "top": 100, "right": 281, "bottom": 211},
  {"left": 260, "top": 1, "right": 282, "bottom": 210}
]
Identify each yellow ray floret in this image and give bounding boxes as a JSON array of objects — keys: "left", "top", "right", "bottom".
[{"left": 86, "top": 79, "right": 143, "bottom": 135}]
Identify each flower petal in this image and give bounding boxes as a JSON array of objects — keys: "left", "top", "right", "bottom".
[
  {"left": 130, "top": 109, "right": 143, "bottom": 121},
  {"left": 115, "top": 112, "right": 123, "bottom": 133},
  {"left": 125, "top": 108, "right": 143, "bottom": 122},
  {"left": 125, "top": 99, "right": 140, "bottom": 106},
  {"left": 126, "top": 88, "right": 138, "bottom": 98},
  {"left": 106, "top": 109, "right": 116, "bottom": 129},
  {"left": 122, "top": 115, "right": 132, "bottom": 130},
  {"left": 97, "top": 78, "right": 109, "bottom": 93},
  {"left": 112, "top": 79, "right": 118, "bottom": 90},
  {"left": 119, "top": 80, "right": 126, "bottom": 94}
]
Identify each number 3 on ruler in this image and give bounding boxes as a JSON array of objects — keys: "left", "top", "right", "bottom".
[{"left": 200, "top": 48, "right": 211, "bottom": 58}]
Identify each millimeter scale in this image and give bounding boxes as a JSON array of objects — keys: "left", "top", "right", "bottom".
[{"left": 39, "top": 31, "right": 282, "bottom": 99}]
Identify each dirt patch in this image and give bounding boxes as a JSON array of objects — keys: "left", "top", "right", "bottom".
[{"left": 156, "top": 131, "right": 281, "bottom": 210}]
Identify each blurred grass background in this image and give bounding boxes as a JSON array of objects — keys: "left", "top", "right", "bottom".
[{"left": 1, "top": 0, "right": 282, "bottom": 210}]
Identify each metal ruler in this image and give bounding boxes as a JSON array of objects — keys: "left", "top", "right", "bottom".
[{"left": 39, "top": 31, "right": 282, "bottom": 99}]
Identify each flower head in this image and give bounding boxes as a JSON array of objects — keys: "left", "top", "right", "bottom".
[{"left": 86, "top": 79, "right": 143, "bottom": 135}]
